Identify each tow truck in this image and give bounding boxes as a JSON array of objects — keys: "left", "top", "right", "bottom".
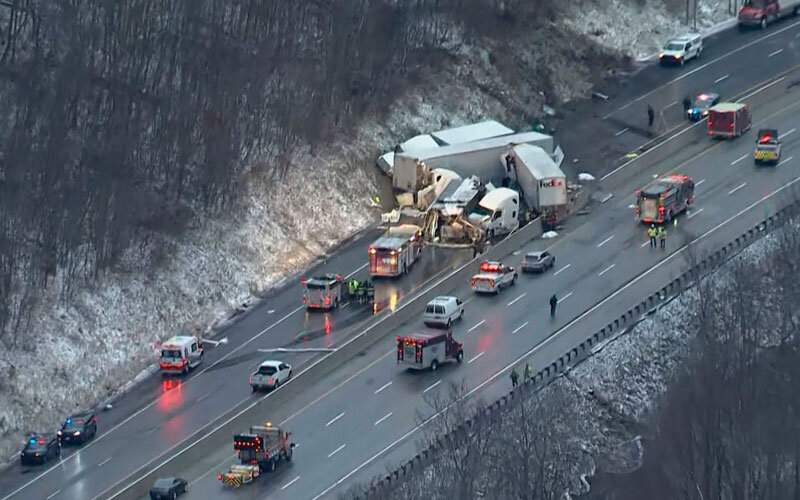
[
  {"left": 634, "top": 174, "right": 695, "bottom": 224},
  {"left": 217, "top": 422, "right": 294, "bottom": 488},
  {"left": 754, "top": 129, "right": 782, "bottom": 165},
  {"left": 301, "top": 274, "right": 344, "bottom": 310},
  {"left": 470, "top": 261, "right": 517, "bottom": 294},
  {"left": 396, "top": 331, "right": 463, "bottom": 371}
]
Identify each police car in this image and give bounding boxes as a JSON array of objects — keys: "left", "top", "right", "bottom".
[
  {"left": 687, "top": 93, "right": 720, "bottom": 122},
  {"left": 20, "top": 433, "right": 61, "bottom": 465}
]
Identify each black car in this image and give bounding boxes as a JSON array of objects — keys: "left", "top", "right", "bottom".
[
  {"left": 149, "top": 477, "right": 188, "bottom": 500},
  {"left": 20, "top": 433, "right": 61, "bottom": 465},
  {"left": 58, "top": 411, "right": 97, "bottom": 445}
]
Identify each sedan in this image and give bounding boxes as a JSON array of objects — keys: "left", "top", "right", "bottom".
[
  {"left": 521, "top": 251, "right": 555, "bottom": 273},
  {"left": 150, "top": 477, "right": 188, "bottom": 500}
]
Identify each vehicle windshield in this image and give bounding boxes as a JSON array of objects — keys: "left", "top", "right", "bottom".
[
  {"left": 744, "top": 0, "right": 767, "bottom": 7},
  {"left": 694, "top": 96, "right": 714, "bottom": 109},
  {"left": 305, "top": 282, "right": 325, "bottom": 290},
  {"left": 664, "top": 42, "right": 685, "bottom": 51},
  {"left": 471, "top": 205, "right": 492, "bottom": 217},
  {"left": 258, "top": 365, "right": 278, "bottom": 375},
  {"left": 63, "top": 418, "right": 84, "bottom": 429},
  {"left": 161, "top": 349, "right": 182, "bottom": 359}
]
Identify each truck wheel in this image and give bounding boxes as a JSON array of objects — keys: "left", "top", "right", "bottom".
[
  {"left": 456, "top": 351, "right": 464, "bottom": 363},
  {"left": 252, "top": 385, "right": 258, "bottom": 393},
  {"left": 431, "top": 359, "right": 439, "bottom": 372},
  {"left": 760, "top": 17, "right": 767, "bottom": 29}
]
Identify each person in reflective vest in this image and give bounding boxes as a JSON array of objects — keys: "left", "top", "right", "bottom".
[
  {"left": 658, "top": 226, "right": 667, "bottom": 250},
  {"left": 648, "top": 224, "right": 658, "bottom": 248}
]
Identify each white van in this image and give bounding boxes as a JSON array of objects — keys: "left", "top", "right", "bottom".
[
  {"left": 468, "top": 188, "right": 520, "bottom": 239},
  {"left": 659, "top": 33, "right": 703, "bottom": 66},
  {"left": 423, "top": 296, "right": 464, "bottom": 328},
  {"left": 159, "top": 335, "right": 204, "bottom": 375}
]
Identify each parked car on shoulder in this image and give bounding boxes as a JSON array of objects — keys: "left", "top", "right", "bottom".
[
  {"left": 58, "top": 411, "right": 97, "bottom": 445},
  {"left": 20, "top": 433, "right": 61, "bottom": 465},
  {"left": 250, "top": 360, "right": 292, "bottom": 392},
  {"left": 150, "top": 477, "right": 188, "bottom": 500},
  {"left": 659, "top": 33, "right": 703, "bottom": 66},
  {"left": 423, "top": 296, "right": 465, "bottom": 328},
  {"left": 521, "top": 251, "right": 555, "bottom": 273}
]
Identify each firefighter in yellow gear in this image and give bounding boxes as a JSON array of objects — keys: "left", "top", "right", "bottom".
[
  {"left": 658, "top": 226, "right": 667, "bottom": 249},
  {"left": 647, "top": 224, "right": 658, "bottom": 248}
]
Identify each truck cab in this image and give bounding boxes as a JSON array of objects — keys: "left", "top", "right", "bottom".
[
  {"left": 467, "top": 188, "right": 520, "bottom": 239},
  {"left": 738, "top": 0, "right": 799, "bottom": 29},
  {"left": 159, "top": 335, "right": 204, "bottom": 375},
  {"left": 396, "top": 331, "right": 464, "bottom": 371},
  {"left": 301, "top": 274, "right": 343, "bottom": 310},
  {"left": 754, "top": 129, "right": 782, "bottom": 165}
]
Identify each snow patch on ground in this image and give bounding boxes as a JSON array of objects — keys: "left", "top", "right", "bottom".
[
  {"left": 565, "top": 0, "right": 734, "bottom": 61},
  {"left": 579, "top": 173, "right": 596, "bottom": 182},
  {"left": 542, "top": 231, "right": 559, "bottom": 239}
]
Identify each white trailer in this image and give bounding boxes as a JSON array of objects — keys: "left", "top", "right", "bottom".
[
  {"left": 430, "top": 120, "right": 514, "bottom": 146},
  {"left": 505, "top": 144, "right": 566, "bottom": 226},
  {"left": 393, "top": 131, "right": 555, "bottom": 193},
  {"left": 377, "top": 134, "right": 440, "bottom": 175}
]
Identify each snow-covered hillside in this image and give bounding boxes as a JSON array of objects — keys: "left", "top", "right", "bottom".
[{"left": 0, "top": 0, "right": 733, "bottom": 463}]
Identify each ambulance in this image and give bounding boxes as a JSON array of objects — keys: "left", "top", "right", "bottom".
[{"left": 159, "top": 335, "right": 204, "bottom": 375}]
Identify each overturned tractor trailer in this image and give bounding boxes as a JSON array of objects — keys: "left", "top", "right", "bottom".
[
  {"left": 505, "top": 144, "right": 567, "bottom": 227},
  {"left": 393, "top": 131, "right": 555, "bottom": 193}
]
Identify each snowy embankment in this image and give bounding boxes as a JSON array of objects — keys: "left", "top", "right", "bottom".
[{"left": 0, "top": 0, "right": 732, "bottom": 463}]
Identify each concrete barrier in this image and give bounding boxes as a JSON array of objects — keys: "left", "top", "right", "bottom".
[{"left": 106, "top": 218, "right": 545, "bottom": 499}]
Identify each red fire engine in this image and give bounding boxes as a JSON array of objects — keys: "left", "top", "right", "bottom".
[{"left": 634, "top": 174, "right": 695, "bottom": 224}]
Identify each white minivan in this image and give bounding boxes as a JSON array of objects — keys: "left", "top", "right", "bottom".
[
  {"left": 423, "top": 296, "right": 464, "bottom": 328},
  {"left": 659, "top": 33, "right": 703, "bottom": 66}
]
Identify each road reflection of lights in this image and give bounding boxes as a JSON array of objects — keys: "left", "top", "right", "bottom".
[
  {"left": 389, "top": 291, "right": 399, "bottom": 312},
  {"left": 324, "top": 314, "right": 332, "bottom": 335},
  {"left": 157, "top": 379, "right": 184, "bottom": 412}
]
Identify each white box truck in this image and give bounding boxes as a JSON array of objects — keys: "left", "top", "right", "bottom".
[
  {"left": 505, "top": 144, "right": 566, "bottom": 226},
  {"left": 393, "top": 131, "right": 554, "bottom": 193}
]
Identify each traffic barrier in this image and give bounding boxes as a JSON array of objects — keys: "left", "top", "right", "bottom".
[{"left": 358, "top": 189, "right": 800, "bottom": 500}]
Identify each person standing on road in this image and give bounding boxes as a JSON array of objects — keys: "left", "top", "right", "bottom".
[
  {"left": 647, "top": 104, "right": 655, "bottom": 128},
  {"left": 648, "top": 224, "right": 658, "bottom": 248},
  {"left": 682, "top": 95, "right": 692, "bottom": 113},
  {"left": 549, "top": 294, "right": 558, "bottom": 318},
  {"left": 510, "top": 368, "right": 519, "bottom": 388},
  {"left": 524, "top": 362, "right": 532, "bottom": 381},
  {"left": 659, "top": 225, "right": 667, "bottom": 250}
]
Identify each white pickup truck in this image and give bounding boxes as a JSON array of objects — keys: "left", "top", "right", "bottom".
[{"left": 470, "top": 261, "right": 517, "bottom": 294}]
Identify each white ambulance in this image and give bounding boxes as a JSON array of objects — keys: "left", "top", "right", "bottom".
[{"left": 159, "top": 335, "right": 204, "bottom": 375}]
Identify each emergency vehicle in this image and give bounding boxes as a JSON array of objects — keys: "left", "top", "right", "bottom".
[
  {"left": 217, "top": 422, "right": 294, "bottom": 488},
  {"left": 159, "top": 335, "right": 204, "bottom": 375},
  {"left": 396, "top": 331, "right": 464, "bottom": 371},
  {"left": 707, "top": 102, "right": 751, "bottom": 139},
  {"left": 368, "top": 224, "right": 423, "bottom": 277},
  {"left": 687, "top": 92, "right": 719, "bottom": 121},
  {"left": 754, "top": 129, "right": 782, "bottom": 165},
  {"left": 470, "top": 261, "right": 517, "bottom": 294},
  {"left": 301, "top": 274, "right": 343, "bottom": 310},
  {"left": 635, "top": 175, "right": 695, "bottom": 224}
]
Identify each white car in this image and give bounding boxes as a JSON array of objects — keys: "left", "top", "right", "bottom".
[
  {"left": 423, "top": 296, "right": 464, "bottom": 328},
  {"left": 659, "top": 33, "right": 702, "bottom": 66},
  {"left": 250, "top": 360, "right": 292, "bottom": 392}
]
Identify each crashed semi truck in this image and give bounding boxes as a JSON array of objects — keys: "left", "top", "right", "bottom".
[{"left": 505, "top": 143, "right": 568, "bottom": 227}]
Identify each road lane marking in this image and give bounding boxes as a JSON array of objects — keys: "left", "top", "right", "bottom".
[
  {"left": 664, "top": 100, "right": 678, "bottom": 109},
  {"left": 614, "top": 128, "right": 629, "bottom": 137},
  {"left": 46, "top": 491, "right": 60, "bottom": 500},
  {"left": 327, "top": 444, "right": 346, "bottom": 458},
  {"left": 597, "top": 235, "right": 615, "bottom": 248},
  {"left": 506, "top": 293, "right": 526, "bottom": 307},
  {"left": 696, "top": 179, "right": 706, "bottom": 186},
  {"left": 374, "top": 412, "right": 393, "bottom": 426},
  {"left": 423, "top": 380, "right": 441, "bottom": 394},
  {"left": 98, "top": 458, "right": 112, "bottom": 467},
  {"left": 512, "top": 322, "right": 529, "bottom": 334},
  {"left": 196, "top": 392, "right": 211, "bottom": 403},
  {"left": 598, "top": 264, "right": 616, "bottom": 277},
  {"left": 558, "top": 291, "right": 574, "bottom": 304},
  {"left": 715, "top": 74, "right": 729, "bottom": 83},
  {"left": 325, "top": 412, "right": 345, "bottom": 427},
  {"left": 600, "top": 20, "right": 800, "bottom": 122},
  {"left": 311, "top": 175, "right": 800, "bottom": 500},
  {"left": 641, "top": 240, "right": 650, "bottom": 248},
  {"left": 779, "top": 128, "right": 796, "bottom": 139},
  {"left": 688, "top": 208, "right": 705, "bottom": 219},
  {"left": 374, "top": 381, "right": 392, "bottom": 394},
  {"left": 769, "top": 48, "right": 784, "bottom": 58},
  {"left": 779, "top": 156, "right": 794, "bottom": 166},
  {"left": 731, "top": 154, "right": 749, "bottom": 166},
  {"left": 601, "top": 193, "right": 614, "bottom": 204},
  {"left": 468, "top": 352, "right": 485, "bottom": 364},
  {"left": 467, "top": 320, "right": 485, "bottom": 333},
  {"left": 729, "top": 182, "right": 747, "bottom": 195},
  {"left": 553, "top": 264, "right": 571, "bottom": 276},
  {"left": 281, "top": 476, "right": 300, "bottom": 490}
]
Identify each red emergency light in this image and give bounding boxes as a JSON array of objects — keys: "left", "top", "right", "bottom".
[
  {"left": 480, "top": 262, "right": 501, "bottom": 273},
  {"left": 369, "top": 247, "right": 376, "bottom": 255},
  {"left": 759, "top": 134, "right": 775, "bottom": 144}
]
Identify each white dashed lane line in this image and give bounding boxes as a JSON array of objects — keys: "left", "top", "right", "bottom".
[
  {"left": 728, "top": 182, "right": 747, "bottom": 195},
  {"left": 731, "top": 154, "right": 749, "bottom": 166},
  {"left": 374, "top": 381, "right": 392, "bottom": 394},
  {"left": 598, "top": 264, "right": 616, "bottom": 277},
  {"left": 715, "top": 74, "right": 729, "bottom": 83},
  {"left": 423, "top": 380, "right": 441, "bottom": 394},
  {"left": 558, "top": 291, "right": 574, "bottom": 304},
  {"left": 374, "top": 412, "right": 393, "bottom": 426},
  {"left": 688, "top": 208, "right": 705, "bottom": 219},
  {"left": 468, "top": 352, "right": 485, "bottom": 364},
  {"left": 467, "top": 320, "right": 485, "bottom": 333},
  {"left": 512, "top": 322, "right": 529, "bottom": 335},
  {"left": 597, "top": 235, "right": 615, "bottom": 248},
  {"left": 769, "top": 48, "right": 784, "bottom": 57},
  {"left": 553, "top": 264, "right": 571, "bottom": 276},
  {"left": 328, "top": 444, "right": 346, "bottom": 458},
  {"left": 615, "top": 128, "right": 629, "bottom": 137},
  {"left": 506, "top": 293, "right": 526, "bottom": 307},
  {"left": 325, "top": 412, "right": 345, "bottom": 427},
  {"left": 281, "top": 476, "right": 301, "bottom": 490}
]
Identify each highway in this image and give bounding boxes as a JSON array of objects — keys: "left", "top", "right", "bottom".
[{"left": 2, "top": 17, "right": 800, "bottom": 500}]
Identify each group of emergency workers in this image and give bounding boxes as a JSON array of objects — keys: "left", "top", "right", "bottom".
[
  {"left": 346, "top": 278, "right": 373, "bottom": 304},
  {"left": 510, "top": 361, "right": 534, "bottom": 388},
  {"left": 647, "top": 223, "right": 668, "bottom": 250}
]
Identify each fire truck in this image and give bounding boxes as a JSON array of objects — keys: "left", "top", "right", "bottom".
[
  {"left": 368, "top": 224, "right": 423, "bottom": 277},
  {"left": 159, "top": 335, "right": 204, "bottom": 375},
  {"left": 634, "top": 175, "right": 695, "bottom": 224},
  {"left": 396, "top": 331, "right": 464, "bottom": 371},
  {"left": 301, "top": 274, "right": 344, "bottom": 310},
  {"left": 217, "top": 422, "right": 294, "bottom": 488}
]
